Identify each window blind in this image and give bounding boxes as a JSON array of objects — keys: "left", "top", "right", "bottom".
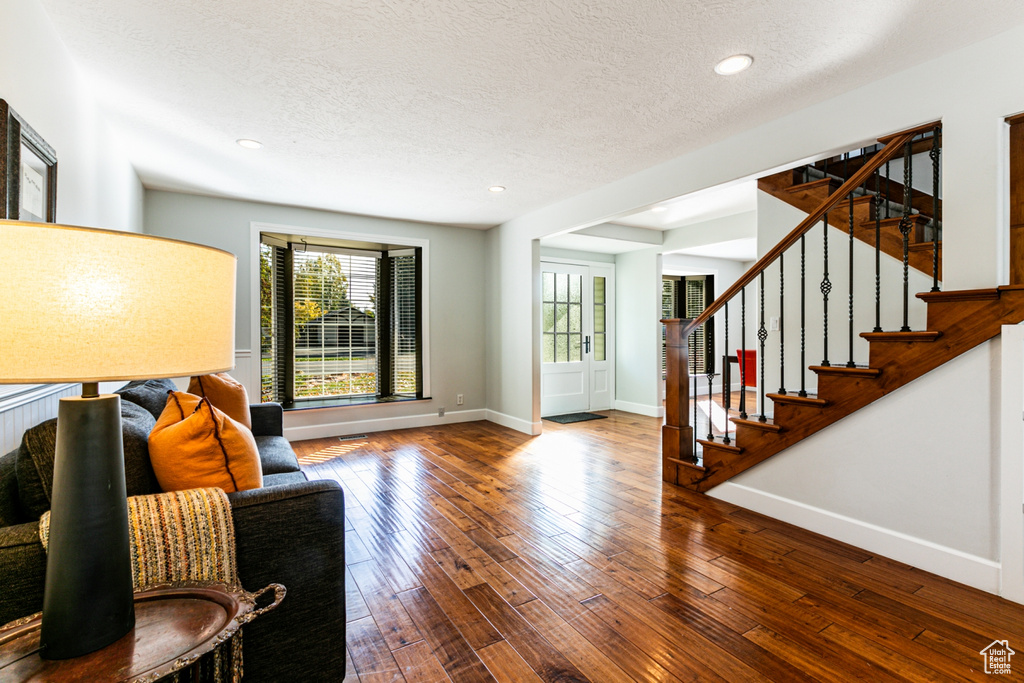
[{"left": 260, "top": 235, "right": 422, "bottom": 407}]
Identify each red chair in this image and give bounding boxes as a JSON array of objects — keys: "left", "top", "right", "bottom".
[{"left": 736, "top": 349, "right": 756, "bottom": 388}]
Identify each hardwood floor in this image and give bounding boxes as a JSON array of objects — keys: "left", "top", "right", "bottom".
[{"left": 294, "top": 412, "right": 1023, "bottom": 682}]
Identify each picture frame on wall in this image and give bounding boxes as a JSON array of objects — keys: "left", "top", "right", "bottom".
[{"left": 0, "top": 99, "right": 57, "bottom": 223}]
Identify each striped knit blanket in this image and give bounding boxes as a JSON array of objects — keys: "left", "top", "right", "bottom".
[{"left": 40, "top": 488, "right": 242, "bottom": 682}]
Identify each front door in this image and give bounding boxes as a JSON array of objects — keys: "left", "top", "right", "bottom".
[{"left": 540, "top": 262, "right": 614, "bottom": 416}]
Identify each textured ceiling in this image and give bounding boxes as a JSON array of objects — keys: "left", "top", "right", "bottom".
[{"left": 37, "top": 0, "right": 1024, "bottom": 228}]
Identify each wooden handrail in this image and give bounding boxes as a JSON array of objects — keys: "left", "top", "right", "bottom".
[{"left": 680, "top": 123, "right": 938, "bottom": 337}]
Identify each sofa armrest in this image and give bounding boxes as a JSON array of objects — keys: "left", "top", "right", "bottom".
[
  {"left": 249, "top": 403, "right": 283, "bottom": 437},
  {"left": 227, "top": 480, "right": 345, "bottom": 682},
  {"left": 0, "top": 521, "right": 46, "bottom": 626}
]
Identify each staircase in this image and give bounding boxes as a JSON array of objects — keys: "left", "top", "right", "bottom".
[
  {"left": 758, "top": 168, "right": 941, "bottom": 280},
  {"left": 662, "top": 122, "right": 1024, "bottom": 492}
]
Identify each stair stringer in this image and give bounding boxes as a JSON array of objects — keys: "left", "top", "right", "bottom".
[{"left": 682, "top": 287, "right": 1024, "bottom": 493}]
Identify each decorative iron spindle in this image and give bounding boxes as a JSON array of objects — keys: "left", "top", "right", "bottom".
[
  {"left": 885, "top": 161, "right": 891, "bottom": 219},
  {"left": 692, "top": 369, "right": 698, "bottom": 455},
  {"left": 758, "top": 272, "right": 768, "bottom": 423},
  {"left": 799, "top": 235, "right": 807, "bottom": 397},
  {"left": 847, "top": 186, "right": 856, "bottom": 367},
  {"left": 778, "top": 253, "right": 786, "bottom": 394},
  {"left": 899, "top": 139, "right": 913, "bottom": 332},
  {"left": 723, "top": 303, "right": 731, "bottom": 445},
  {"left": 930, "top": 127, "right": 941, "bottom": 292},
  {"left": 873, "top": 168, "right": 882, "bottom": 332},
  {"left": 820, "top": 212, "right": 832, "bottom": 366},
  {"left": 739, "top": 288, "right": 747, "bottom": 420},
  {"left": 708, "top": 368, "right": 716, "bottom": 444}
]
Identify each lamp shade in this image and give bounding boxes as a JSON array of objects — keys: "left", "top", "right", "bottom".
[{"left": 0, "top": 220, "right": 236, "bottom": 383}]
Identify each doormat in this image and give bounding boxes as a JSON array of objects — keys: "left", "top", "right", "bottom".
[{"left": 543, "top": 412, "right": 608, "bottom": 424}]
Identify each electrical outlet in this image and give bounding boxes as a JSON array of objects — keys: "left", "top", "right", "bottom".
[
  {"left": 456, "top": 394, "right": 464, "bottom": 405},
  {"left": 438, "top": 407, "right": 445, "bottom": 417},
  {"left": 770, "top": 316, "right": 779, "bottom": 331}
]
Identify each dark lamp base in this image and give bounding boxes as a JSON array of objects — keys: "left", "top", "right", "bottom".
[{"left": 40, "top": 393, "right": 135, "bottom": 660}]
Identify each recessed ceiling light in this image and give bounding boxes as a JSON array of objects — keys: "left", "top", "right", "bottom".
[
  {"left": 489, "top": 186, "right": 506, "bottom": 193},
  {"left": 714, "top": 54, "right": 753, "bottom": 76},
  {"left": 651, "top": 205, "right": 668, "bottom": 213},
  {"left": 236, "top": 138, "right": 263, "bottom": 149}
]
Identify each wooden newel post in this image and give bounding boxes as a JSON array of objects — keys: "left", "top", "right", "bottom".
[
  {"left": 662, "top": 318, "right": 694, "bottom": 484},
  {"left": 1008, "top": 113, "right": 1024, "bottom": 285}
]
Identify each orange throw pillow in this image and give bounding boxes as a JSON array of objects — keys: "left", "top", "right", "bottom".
[
  {"left": 149, "top": 391, "right": 263, "bottom": 493},
  {"left": 188, "top": 373, "right": 252, "bottom": 429}
]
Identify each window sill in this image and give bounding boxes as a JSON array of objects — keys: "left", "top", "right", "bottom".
[{"left": 281, "top": 396, "right": 431, "bottom": 412}]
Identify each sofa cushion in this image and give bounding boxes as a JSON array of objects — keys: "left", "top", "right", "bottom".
[
  {"left": 149, "top": 392, "right": 263, "bottom": 493},
  {"left": 116, "top": 378, "right": 177, "bottom": 420},
  {"left": 255, "top": 436, "right": 302, "bottom": 475},
  {"left": 262, "top": 471, "right": 308, "bottom": 487},
  {"left": 15, "top": 400, "right": 161, "bottom": 520},
  {"left": 188, "top": 373, "right": 252, "bottom": 429}
]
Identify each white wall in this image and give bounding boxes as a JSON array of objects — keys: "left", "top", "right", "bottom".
[
  {"left": 710, "top": 339, "right": 1011, "bottom": 596},
  {"left": 613, "top": 249, "right": 662, "bottom": 416},
  {"left": 0, "top": 0, "right": 143, "bottom": 231},
  {"left": 144, "top": 190, "right": 488, "bottom": 439},
  {"left": 487, "top": 25, "right": 1024, "bottom": 431},
  {"left": 0, "top": 0, "right": 144, "bottom": 446}
]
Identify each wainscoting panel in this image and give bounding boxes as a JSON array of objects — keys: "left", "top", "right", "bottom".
[{"left": 0, "top": 385, "right": 79, "bottom": 455}]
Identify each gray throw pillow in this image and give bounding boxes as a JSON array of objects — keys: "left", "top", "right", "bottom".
[
  {"left": 116, "top": 378, "right": 177, "bottom": 419},
  {"left": 15, "top": 398, "right": 160, "bottom": 519}
]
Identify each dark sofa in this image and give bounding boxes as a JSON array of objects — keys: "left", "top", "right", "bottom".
[{"left": 0, "top": 379, "right": 346, "bottom": 681}]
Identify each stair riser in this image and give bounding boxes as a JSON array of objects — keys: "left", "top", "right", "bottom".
[{"left": 771, "top": 402, "right": 828, "bottom": 424}]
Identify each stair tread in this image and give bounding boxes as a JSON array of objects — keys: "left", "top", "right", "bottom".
[
  {"left": 908, "top": 241, "right": 941, "bottom": 252},
  {"left": 786, "top": 178, "right": 839, "bottom": 194},
  {"left": 810, "top": 365, "right": 882, "bottom": 377},
  {"left": 860, "top": 330, "right": 942, "bottom": 342},
  {"left": 767, "top": 392, "right": 828, "bottom": 406},
  {"left": 665, "top": 457, "right": 705, "bottom": 472},
  {"left": 917, "top": 288, "right": 999, "bottom": 303},
  {"left": 732, "top": 417, "right": 782, "bottom": 433},
  {"left": 696, "top": 438, "right": 742, "bottom": 454}
]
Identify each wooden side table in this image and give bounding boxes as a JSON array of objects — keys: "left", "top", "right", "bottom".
[{"left": 0, "top": 582, "right": 284, "bottom": 682}]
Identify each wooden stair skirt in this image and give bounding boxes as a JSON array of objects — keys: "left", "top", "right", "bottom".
[{"left": 666, "top": 286, "right": 1024, "bottom": 493}]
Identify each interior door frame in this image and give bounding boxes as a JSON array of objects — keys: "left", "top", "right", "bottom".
[{"left": 539, "top": 256, "right": 615, "bottom": 415}]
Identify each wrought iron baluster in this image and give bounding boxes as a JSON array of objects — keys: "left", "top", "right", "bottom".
[
  {"left": 692, "top": 365, "right": 698, "bottom": 456},
  {"left": 930, "top": 126, "right": 941, "bottom": 292},
  {"left": 723, "top": 302, "right": 731, "bottom": 445},
  {"left": 821, "top": 212, "right": 832, "bottom": 366},
  {"left": 778, "top": 253, "right": 786, "bottom": 394},
  {"left": 847, "top": 184, "right": 856, "bottom": 367},
  {"left": 799, "top": 235, "right": 807, "bottom": 397},
  {"left": 739, "top": 288, "right": 747, "bottom": 420},
  {"left": 885, "top": 161, "right": 891, "bottom": 219},
  {"left": 874, "top": 168, "right": 882, "bottom": 332},
  {"left": 900, "top": 139, "right": 913, "bottom": 331},
  {"left": 758, "top": 272, "right": 768, "bottom": 423},
  {"left": 707, "top": 361, "right": 715, "bottom": 442}
]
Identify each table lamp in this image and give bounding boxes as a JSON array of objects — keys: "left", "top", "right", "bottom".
[{"left": 0, "top": 220, "right": 236, "bottom": 659}]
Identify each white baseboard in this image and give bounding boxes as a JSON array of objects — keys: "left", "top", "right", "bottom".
[
  {"left": 709, "top": 482, "right": 1001, "bottom": 594},
  {"left": 613, "top": 400, "right": 664, "bottom": 418},
  {"left": 485, "top": 410, "right": 542, "bottom": 435},
  {"left": 284, "top": 408, "right": 487, "bottom": 441}
]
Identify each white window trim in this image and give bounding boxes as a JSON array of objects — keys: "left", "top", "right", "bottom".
[{"left": 249, "top": 221, "right": 431, "bottom": 404}]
